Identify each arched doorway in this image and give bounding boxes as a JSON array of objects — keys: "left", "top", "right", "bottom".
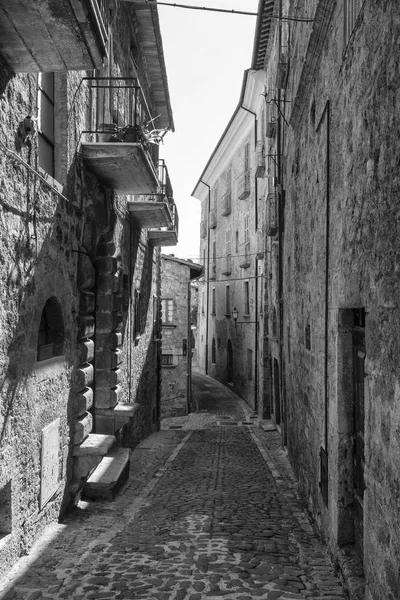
[{"left": 227, "top": 339, "right": 233, "bottom": 383}]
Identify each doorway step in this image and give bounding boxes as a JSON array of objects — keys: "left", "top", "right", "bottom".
[{"left": 71, "top": 433, "right": 130, "bottom": 502}]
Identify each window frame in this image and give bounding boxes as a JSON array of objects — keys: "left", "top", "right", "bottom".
[{"left": 161, "top": 298, "right": 174, "bottom": 326}]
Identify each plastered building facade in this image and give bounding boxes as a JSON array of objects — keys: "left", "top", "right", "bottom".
[
  {"left": 193, "top": 71, "right": 270, "bottom": 415},
  {"left": 0, "top": 0, "right": 177, "bottom": 578}
]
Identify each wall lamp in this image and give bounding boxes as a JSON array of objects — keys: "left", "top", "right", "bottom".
[
  {"left": 232, "top": 307, "right": 239, "bottom": 328},
  {"left": 231, "top": 307, "right": 257, "bottom": 328}
]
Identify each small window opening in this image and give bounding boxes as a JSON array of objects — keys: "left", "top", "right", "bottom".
[{"left": 37, "top": 297, "right": 64, "bottom": 361}]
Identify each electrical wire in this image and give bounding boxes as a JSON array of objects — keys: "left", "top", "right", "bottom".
[{"left": 130, "top": 1, "right": 314, "bottom": 21}]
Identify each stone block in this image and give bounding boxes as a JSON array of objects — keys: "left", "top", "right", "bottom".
[
  {"left": 94, "top": 414, "right": 116, "bottom": 435},
  {"left": 74, "top": 363, "right": 94, "bottom": 391},
  {"left": 95, "top": 384, "right": 121, "bottom": 409},
  {"left": 73, "top": 412, "right": 93, "bottom": 445},
  {"left": 110, "top": 331, "right": 123, "bottom": 347},
  {"left": 74, "top": 387, "right": 93, "bottom": 417},
  {"left": 79, "top": 290, "right": 95, "bottom": 315},
  {"left": 79, "top": 339, "right": 94, "bottom": 364},
  {"left": 83, "top": 447, "right": 130, "bottom": 500},
  {"left": 96, "top": 241, "right": 117, "bottom": 257},
  {"left": 77, "top": 253, "right": 95, "bottom": 290},
  {"left": 73, "top": 433, "right": 116, "bottom": 456},
  {"left": 76, "top": 316, "right": 95, "bottom": 340},
  {"left": 73, "top": 455, "right": 100, "bottom": 480},
  {"left": 96, "top": 256, "right": 117, "bottom": 275},
  {"left": 96, "top": 293, "right": 114, "bottom": 312},
  {"left": 95, "top": 349, "right": 123, "bottom": 370},
  {"left": 95, "top": 368, "right": 121, "bottom": 388},
  {"left": 96, "top": 311, "right": 121, "bottom": 332}
]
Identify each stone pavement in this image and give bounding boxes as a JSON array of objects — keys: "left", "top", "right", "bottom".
[{"left": 0, "top": 371, "right": 348, "bottom": 600}]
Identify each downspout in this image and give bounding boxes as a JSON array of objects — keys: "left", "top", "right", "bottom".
[
  {"left": 187, "top": 280, "right": 191, "bottom": 413},
  {"left": 277, "top": 0, "right": 285, "bottom": 443},
  {"left": 201, "top": 180, "right": 211, "bottom": 375},
  {"left": 241, "top": 103, "right": 259, "bottom": 413},
  {"left": 316, "top": 99, "right": 331, "bottom": 454}
]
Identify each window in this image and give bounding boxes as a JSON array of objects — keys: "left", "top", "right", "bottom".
[
  {"left": 247, "top": 349, "right": 253, "bottom": 381},
  {"left": 182, "top": 339, "right": 187, "bottom": 356},
  {"left": 225, "top": 285, "right": 230, "bottom": 315},
  {"left": 244, "top": 141, "right": 250, "bottom": 172},
  {"left": 244, "top": 281, "right": 250, "bottom": 315},
  {"left": 235, "top": 230, "right": 239, "bottom": 253},
  {"left": 202, "top": 291, "right": 205, "bottom": 315},
  {"left": 344, "top": 0, "right": 365, "bottom": 50},
  {"left": 244, "top": 214, "right": 250, "bottom": 244},
  {"left": 161, "top": 354, "right": 173, "bottom": 366},
  {"left": 212, "top": 287, "right": 216, "bottom": 315},
  {"left": 226, "top": 165, "right": 232, "bottom": 193},
  {"left": 161, "top": 298, "right": 174, "bottom": 324},
  {"left": 211, "top": 338, "right": 216, "bottom": 363},
  {"left": 38, "top": 73, "right": 55, "bottom": 177},
  {"left": 37, "top": 296, "right": 64, "bottom": 361},
  {"left": 226, "top": 229, "right": 231, "bottom": 256},
  {"left": 213, "top": 182, "right": 219, "bottom": 209}
]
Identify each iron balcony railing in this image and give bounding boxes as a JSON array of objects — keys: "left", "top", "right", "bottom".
[{"left": 81, "top": 76, "right": 161, "bottom": 165}]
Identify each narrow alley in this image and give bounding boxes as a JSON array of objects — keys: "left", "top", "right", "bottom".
[{"left": 0, "top": 372, "right": 348, "bottom": 600}]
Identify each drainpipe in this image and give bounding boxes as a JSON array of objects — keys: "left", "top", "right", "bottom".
[
  {"left": 277, "top": 0, "right": 287, "bottom": 445},
  {"left": 241, "top": 103, "right": 259, "bottom": 413},
  {"left": 201, "top": 180, "right": 211, "bottom": 375},
  {"left": 187, "top": 280, "right": 192, "bottom": 413},
  {"left": 316, "top": 99, "right": 331, "bottom": 454}
]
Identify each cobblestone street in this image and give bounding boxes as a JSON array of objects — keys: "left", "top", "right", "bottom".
[{"left": 0, "top": 371, "right": 348, "bottom": 600}]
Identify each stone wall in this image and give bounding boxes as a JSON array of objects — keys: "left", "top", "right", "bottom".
[
  {"left": 0, "top": 65, "right": 80, "bottom": 576},
  {"left": 0, "top": 1, "right": 164, "bottom": 577},
  {"left": 282, "top": 1, "right": 400, "bottom": 597},
  {"left": 160, "top": 257, "right": 190, "bottom": 418}
]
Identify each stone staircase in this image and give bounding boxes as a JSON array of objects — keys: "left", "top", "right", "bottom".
[{"left": 72, "top": 431, "right": 131, "bottom": 501}]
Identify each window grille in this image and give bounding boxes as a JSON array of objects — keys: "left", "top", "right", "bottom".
[
  {"left": 161, "top": 354, "right": 173, "bottom": 366},
  {"left": 161, "top": 298, "right": 174, "bottom": 324}
]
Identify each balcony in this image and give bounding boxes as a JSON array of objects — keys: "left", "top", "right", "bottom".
[
  {"left": 267, "top": 192, "right": 278, "bottom": 236},
  {"left": 255, "top": 141, "right": 266, "bottom": 178},
  {"left": 0, "top": 0, "right": 109, "bottom": 72},
  {"left": 221, "top": 255, "right": 232, "bottom": 276},
  {"left": 209, "top": 209, "right": 217, "bottom": 229},
  {"left": 147, "top": 161, "right": 179, "bottom": 246},
  {"left": 81, "top": 77, "right": 161, "bottom": 195},
  {"left": 221, "top": 191, "right": 232, "bottom": 216},
  {"left": 238, "top": 170, "right": 251, "bottom": 200},
  {"left": 239, "top": 243, "right": 251, "bottom": 269}
]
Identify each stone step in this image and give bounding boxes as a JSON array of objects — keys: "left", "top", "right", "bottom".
[
  {"left": 82, "top": 446, "right": 130, "bottom": 501},
  {"left": 72, "top": 433, "right": 117, "bottom": 480},
  {"left": 96, "top": 402, "right": 140, "bottom": 435}
]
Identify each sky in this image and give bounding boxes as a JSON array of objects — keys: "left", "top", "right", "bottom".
[{"left": 157, "top": 0, "right": 259, "bottom": 262}]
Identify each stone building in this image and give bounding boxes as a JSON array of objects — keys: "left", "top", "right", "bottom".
[
  {"left": 251, "top": 0, "right": 400, "bottom": 597},
  {"left": 192, "top": 70, "right": 269, "bottom": 414},
  {"left": 160, "top": 255, "right": 202, "bottom": 418},
  {"left": 0, "top": 0, "right": 177, "bottom": 578}
]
